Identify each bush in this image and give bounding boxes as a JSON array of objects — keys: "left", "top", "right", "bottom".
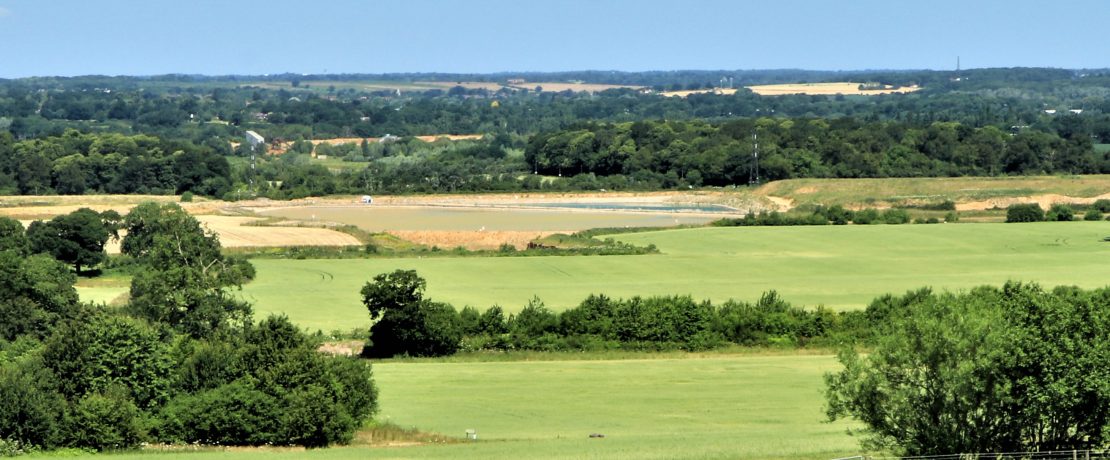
[
  {"left": 1006, "top": 203, "right": 1044, "bottom": 222},
  {"left": 180, "top": 192, "right": 193, "bottom": 202},
  {"left": 853, "top": 208, "right": 880, "bottom": 225},
  {"left": 158, "top": 380, "right": 279, "bottom": 445},
  {"left": 944, "top": 211, "right": 959, "bottom": 223},
  {"left": 65, "top": 389, "right": 144, "bottom": 451},
  {"left": 1084, "top": 210, "right": 1103, "bottom": 221},
  {"left": 1045, "top": 204, "right": 1074, "bottom": 221},
  {"left": 0, "top": 358, "right": 66, "bottom": 450},
  {"left": 880, "top": 209, "right": 911, "bottom": 224},
  {"left": 1092, "top": 199, "right": 1110, "bottom": 213}
]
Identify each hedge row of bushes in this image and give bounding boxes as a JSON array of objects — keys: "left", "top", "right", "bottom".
[
  {"left": 360, "top": 270, "right": 868, "bottom": 357},
  {"left": 712, "top": 206, "right": 950, "bottom": 227},
  {"left": 1006, "top": 202, "right": 1110, "bottom": 222}
]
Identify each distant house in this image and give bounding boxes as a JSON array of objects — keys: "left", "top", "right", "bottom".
[
  {"left": 1070, "top": 109, "right": 1084, "bottom": 115},
  {"left": 360, "top": 195, "right": 373, "bottom": 204},
  {"left": 378, "top": 134, "right": 401, "bottom": 144},
  {"left": 245, "top": 131, "right": 265, "bottom": 150}
]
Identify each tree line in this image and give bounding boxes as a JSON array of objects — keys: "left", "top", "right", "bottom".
[
  {"left": 358, "top": 270, "right": 868, "bottom": 358},
  {"left": 0, "top": 204, "right": 376, "bottom": 453},
  {"left": 526, "top": 119, "right": 1107, "bottom": 187},
  {"left": 0, "top": 130, "right": 232, "bottom": 196}
]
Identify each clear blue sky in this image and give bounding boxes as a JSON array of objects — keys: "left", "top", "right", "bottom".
[{"left": 0, "top": 0, "right": 1106, "bottom": 78}]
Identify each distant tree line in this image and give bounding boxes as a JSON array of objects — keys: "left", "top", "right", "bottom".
[
  {"left": 0, "top": 130, "right": 232, "bottom": 196},
  {"left": 526, "top": 119, "right": 1107, "bottom": 187},
  {"left": 0, "top": 204, "right": 376, "bottom": 453}
]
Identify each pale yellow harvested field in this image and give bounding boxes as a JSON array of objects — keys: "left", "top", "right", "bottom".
[
  {"left": 195, "top": 216, "right": 361, "bottom": 248},
  {"left": 747, "top": 82, "right": 921, "bottom": 96},
  {"left": 428, "top": 81, "right": 506, "bottom": 91},
  {"left": 3, "top": 196, "right": 361, "bottom": 252},
  {"left": 387, "top": 230, "right": 556, "bottom": 250},
  {"left": 660, "top": 88, "right": 739, "bottom": 97},
  {"left": 507, "top": 82, "right": 643, "bottom": 93}
]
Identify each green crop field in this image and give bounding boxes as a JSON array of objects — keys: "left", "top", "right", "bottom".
[
  {"left": 49, "top": 354, "right": 857, "bottom": 460},
  {"left": 242, "top": 222, "right": 1110, "bottom": 332}
]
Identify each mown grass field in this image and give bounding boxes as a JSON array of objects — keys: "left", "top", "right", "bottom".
[
  {"left": 52, "top": 354, "right": 857, "bottom": 460},
  {"left": 242, "top": 222, "right": 1110, "bottom": 332}
]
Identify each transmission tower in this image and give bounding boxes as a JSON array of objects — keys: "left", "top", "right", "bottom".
[{"left": 750, "top": 133, "right": 760, "bottom": 185}]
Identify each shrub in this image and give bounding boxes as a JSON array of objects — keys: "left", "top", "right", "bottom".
[
  {"left": 0, "top": 358, "right": 66, "bottom": 449},
  {"left": 158, "top": 380, "right": 280, "bottom": 445},
  {"left": 1045, "top": 204, "right": 1074, "bottom": 221},
  {"left": 1093, "top": 199, "right": 1110, "bottom": 213},
  {"left": 853, "top": 208, "right": 880, "bottom": 225},
  {"left": 944, "top": 211, "right": 959, "bottom": 223},
  {"left": 1084, "top": 210, "right": 1103, "bottom": 221},
  {"left": 880, "top": 209, "right": 911, "bottom": 224},
  {"left": 180, "top": 192, "right": 193, "bottom": 202},
  {"left": 65, "top": 389, "right": 144, "bottom": 451},
  {"left": 1006, "top": 203, "right": 1044, "bottom": 222}
]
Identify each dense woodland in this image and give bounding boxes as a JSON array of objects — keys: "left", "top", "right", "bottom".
[
  {"left": 0, "top": 205, "right": 376, "bottom": 453},
  {"left": 2, "top": 68, "right": 1110, "bottom": 198}
]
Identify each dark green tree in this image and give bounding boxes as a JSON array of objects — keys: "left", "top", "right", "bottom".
[
  {"left": 360, "top": 270, "right": 461, "bottom": 358},
  {"left": 0, "top": 217, "right": 30, "bottom": 255},
  {"left": 0, "top": 252, "right": 80, "bottom": 341},
  {"left": 122, "top": 202, "right": 253, "bottom": 338},
  {"left": 826, "top": 284, "right": 1110, "bottom": 455},
  {"left": 1005, "top": 203, "right": 1045, "bottom": 223},
  {"left": 41, "top": 313, "right": 171, "bottom": 409},
  {"left": 26, "top": 208, "right": 120, "bottom": 274}
]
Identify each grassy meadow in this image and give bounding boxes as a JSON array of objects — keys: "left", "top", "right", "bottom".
[
  {"left": 241, "top": 222, "right": 1110, "bottom": 332},
  {"left": 50, "top": 354, "right": 857, "bottom": 460}
]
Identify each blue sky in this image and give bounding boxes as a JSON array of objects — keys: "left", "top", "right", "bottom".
[{"left": 0, "top": 0, "right": 1106, "bottom": 78}]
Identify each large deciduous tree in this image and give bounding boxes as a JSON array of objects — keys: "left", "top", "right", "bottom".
[
  {"left": 825, "top": 283, "right": 1110, "bottom": 456},
  {"left": 122, "top": 202, "right": 253, "bottom": 338},
  {"left": 360, "top": 270, "right": 461, "bottom": 358},
  {"left": 26, "top": 208, "right": 120, "bottom": 274}
]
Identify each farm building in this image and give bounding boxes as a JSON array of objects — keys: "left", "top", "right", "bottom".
[{"left": 245, "top": 130, "right": 265, "bottom": 150}]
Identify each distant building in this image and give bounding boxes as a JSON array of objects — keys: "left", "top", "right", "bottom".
[
  {"left": 378, "top": 134, "right": 401, "bottom": 144},
  {"left": 1070, "top": 109, "right": 1084, "bottom": 115},
  {"left": 245, "top": 131, "right": 265, "bottom": 150}
]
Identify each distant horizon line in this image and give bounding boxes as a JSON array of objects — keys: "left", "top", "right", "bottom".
[{"left": 2, "top": 66, "right": 1105, "bottom": 80}]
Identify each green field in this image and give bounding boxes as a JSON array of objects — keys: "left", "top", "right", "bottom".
[
  {"left": 51, "top": 354, "right": 857, "bottom": 460},
  {"left": 243, "top": 222, "right": 1110, "bottom": 332}
]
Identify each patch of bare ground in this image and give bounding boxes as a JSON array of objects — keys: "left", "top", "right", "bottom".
[
  {"left": 388, "top": 230, "right": 555, "bottom": 250},
  {"left": 317, "top": 340, "right": 364, "bottom": 356},
  {"left": 957, "top": 192, "right": 1110, "bottom": 211},
  {"left": 353, "top": 423, "right": 459, "bottom": 447},
  {"left": 196, "top": 215, "right": 361, "bottom": 248}
]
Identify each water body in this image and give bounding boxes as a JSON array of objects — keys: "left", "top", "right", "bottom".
[{"left": 525, "top": 202, "right": 736, "bottom": 213}]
